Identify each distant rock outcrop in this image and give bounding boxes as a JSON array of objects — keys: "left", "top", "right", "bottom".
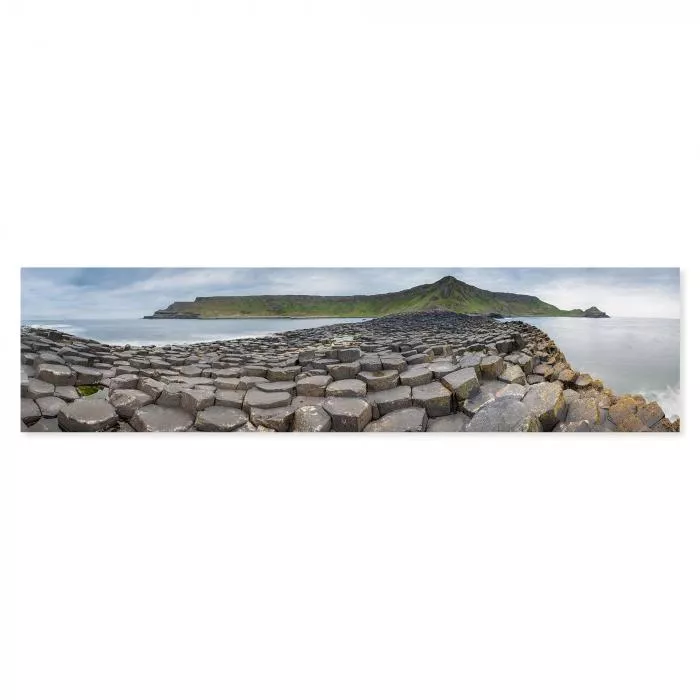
[{"left": 144, "top": 275, "right": 609, "bottom": 320}]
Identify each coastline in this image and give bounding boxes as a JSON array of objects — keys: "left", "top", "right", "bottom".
[{"left": 21, "top": 312, "right": 679, "bottom": 433}]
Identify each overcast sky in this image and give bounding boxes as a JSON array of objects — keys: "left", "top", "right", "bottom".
[{"left": 21, "top": 268, "right": 680, "bottom": 319}]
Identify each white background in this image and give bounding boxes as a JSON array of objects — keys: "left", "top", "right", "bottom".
[{"left": 1, "top": 2, "right": 698, "bottom": 699}]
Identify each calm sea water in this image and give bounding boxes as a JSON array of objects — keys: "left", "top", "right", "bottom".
[
  {"left": 22, "top": 315, "right": 681, "bottom": 418},
  {"left": 505, "top": 317, "right": 681, "bottom": 419},
  {"left": 21, "top": 317, "right": 371, "bottom": 346}
]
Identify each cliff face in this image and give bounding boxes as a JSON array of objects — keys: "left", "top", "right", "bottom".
[{"left": 144, "top": 276, "right": 609, "bottom": 319}]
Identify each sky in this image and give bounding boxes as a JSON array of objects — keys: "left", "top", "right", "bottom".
[{"left": 21, "top": 268, "right": 681, "bottom": 319}]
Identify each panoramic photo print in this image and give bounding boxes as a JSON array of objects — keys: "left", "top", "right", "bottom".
[{"left": 20, "top": 268, "right": 681, "bottom": 433}]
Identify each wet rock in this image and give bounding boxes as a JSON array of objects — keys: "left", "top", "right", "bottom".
[
  {"left": 521, "top": 382, "right": 567, "bottom": 431},
  {"left": 195, "top": 406, "right": 249, "bottom": 431},
  {"left": 323, "top": 397, "right": 372, "bottom": 432},
  {"left": 465, "top": 398, "right": 542, "bottom": 432},
  {"left": 58, "top": 399, "right": 118, "bottom": 432},
  {"left": 412, "top": 381, "right": 452, "bottom": 417},
  {"left": 37, "top": 363, "right": 76, "bottom": 386},
  {"left": 293, "top": 405, "right": 332, "bottom": 432},
  {"left": 130, "top": 405, "right": 194, "bottom": 432},
  {"left": 364, "top": 407, "right": 428, "bottom": 432}
]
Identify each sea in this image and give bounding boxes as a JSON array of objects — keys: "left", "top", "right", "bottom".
[
  {"left": 504, "top": 316, "right": 681, "bottom": 420},
  {"left": 22, "top": 316, "right": 681, "bottom": 419}
]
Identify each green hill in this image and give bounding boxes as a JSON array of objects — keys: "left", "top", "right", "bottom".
[{"left": 144, "top": 276, "right": 608, "bottom": 319}]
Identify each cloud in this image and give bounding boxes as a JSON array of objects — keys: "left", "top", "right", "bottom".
[{"left": 21, "top": 267, "right": 680, "bottom": 319}]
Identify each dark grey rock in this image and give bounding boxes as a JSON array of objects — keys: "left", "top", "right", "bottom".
[
  {"left": 195, "top": 406, "right": 249, "bottom": 431},
  {"left": 37, "top": 363, "right": 76, "bottom": 386},
  {"left": 357, "top": 370, "right": 399, "bottom": 391},
  {"left": 323, "top": 397, "right": 372, "bottom": 432},
  {"left": 137, "top": 377, "right": 165, "bottom": 401},
  {"left": 440, "top": 368, "right": 479, "bottom": 400},
  {"left": 243, "top": 389, "right": 292, "bottom": 411},
  {"left": 427, "top": 414, "right": 470, "bottom": 432},
  {"left": 130, "top": 405, "right": 194, "bottom": 432},
  {"left": 54, "top": 385, "right": 80, "bottom": 402},
  {"left": 465, "top": 398, "right": 542, "bottom": 432},
  {"left": 326, "top": 379, "right": 367, "bottom": 398},
  {"left": 364, "top": 407, "right": 428, "bottom": 432},
  {"left": 27, "top": 378, "right": 55, "bottom": 399},
  {"left": 495, "top": 384, "right": 528, "bottom": 400},
  {"left": 399, "top": 367, "right": 433, "bottom": 387},
  {"left": 296, "top": 375, "right": 332, "bottom": 396},
  {"left": 328, "top": 361, "right": 361, "bottom": 380},
  {"left": 498, "top": 364, "right": 526, "bottom": 385},
  {"left": 337, "top": 347, "right": 361, "bottom": 362},
  {"left": 366, "top": 386, "right": 412, "bottom": 417},
  {"left": 180, "top": 388, "right": 216, "bottom": 413},
  {"left": 249, "top": 406, "right": 296, "bottom": 432},
  {"left": 58, "top": 399, "right": 118, "bottom": 432},
  {"left": 35, "top": 395, "right": 67, "bottom": 418},
  {"left": 110, "top": 374, "right": 140, "bottom": 391},
  {"left": 293, "top": 405, "right": 332, "bottom": 432},
  {"left": 109, "top": 389, "right": 154, "bottom": 418},
  {"left": 521, "top": 382, "right": 567, "bottom": 431},
  {"left": 566, "top": 397, "right": 600, "bottom": 425},
  {"left": 21, "top": 398, "right": 42, "bottom": 425},
  {"left": 411, "top": 381, "right": 452, "bottom": 417},
  {"left": 479, "top": 356, "right": 505, "bottom": 379}
]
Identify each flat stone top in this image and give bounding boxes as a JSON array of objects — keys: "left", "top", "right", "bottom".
[
  {"left": 323, "top": 397, "right": 371, "bottom": 416},
  {"left": 58, "top": 399, "right": 118, "bottom": 431}
]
